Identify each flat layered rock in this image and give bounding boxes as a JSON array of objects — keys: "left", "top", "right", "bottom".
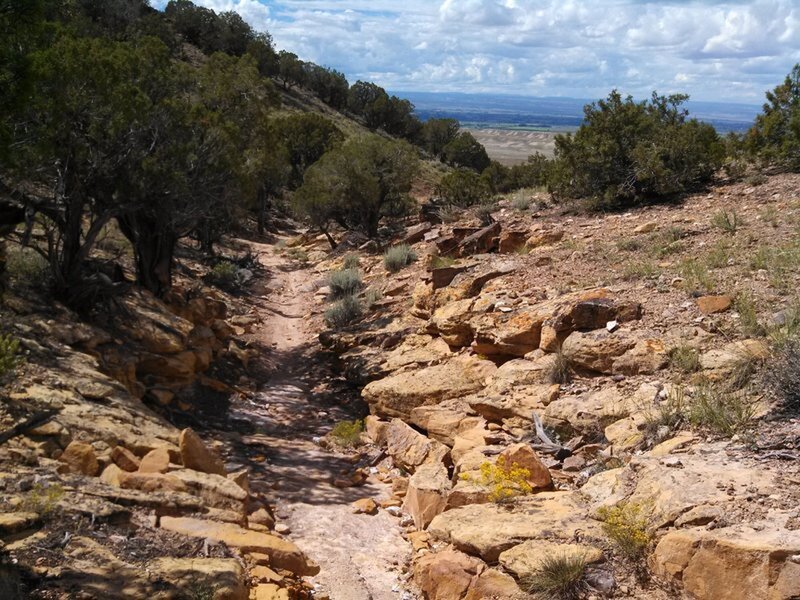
[
  {"left": 428, "top": 492, "right": 601, "bottom": 562},
  {"left": 160, "top": 516, "right": 320, "bottom": 576}
]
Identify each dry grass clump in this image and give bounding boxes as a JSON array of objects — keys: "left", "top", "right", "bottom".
[
  {"left": 711, "top": 209, "right": 743, "bottom": 233},
  {"left": 383, "top": 244, "right": 417, "bottom": 273},
  {"left": 687, "top": 382, "right": 757, "bottom": 436},
  {"left": 668, "top": 345, "right": 701, "bottom": 374},
  {"left": 521, "top": 553, "right": 588, "bottom": 600},
  {"left": 324, "top": 295, "right": 363, "bottom": 329}
]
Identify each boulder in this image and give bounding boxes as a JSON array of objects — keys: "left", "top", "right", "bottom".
[
  {"left": 696, "top": 295, "right": 733, "bottom": 315},
  {"left": 700, "top": 339, "right": 770, "bottom": 374},
  {"left": 59, "top": 440, "right": 100, "bottom": 476},
  {"left": 160, "top": 516, "right": 319, "bottom": 576},
  {"left": 612, "top": 338, "right": 668, "bottom": 375},
  {"left": 382, "top": 334, "right": 452, "bottom": 372},
  {"left": 543, "top": 386, "right": 639, "bottom": 435},
  {"left": 138, "top": 447, "right": 171, "bottom": 474},
  {"left": 179, "top": 428, "right": 226, "bottom": 476},
  {"left": 362, "top": 357, "right": 496, "bottom": 420},
  {"left": 471, "top": 308, "right": 545, "bottom": 357},
  {"left": 498, "top": 230, "right": 529, "bottom": 254},
  {"left": 526, "top": 228, "right": 563, "bottom": 248},
  {"left": 469, "top": 383, "right": 559, "bottom": 422},
  {"left": 432, "top": 265, "right": 469, "bottom": 290},
  {"left": 170, "top": 469, "right": 248, "bottom": 512},
  {"left": 251, "top": 584, "right": 290, "bottom": 600},
  {"left": 429, "top": 299, "right": 476, "bottom": 347},
  {"left": 428, "top": 492, "right": 601, "bottom": 562},
  {"left": 403, "top": 463, "right": 452, "bottom": 529},
  {"left": 111, "top": 446, "right": 140, "bottom": 472},
  {"left": 652, "top": 517, "right": 800, "bottom": 600},
  {"left": 497, "top": 443, "right": 552, "bottom": 490},
  {"left": 562, "top": 330, "right": 636, "bottom": 374},
  {"left": 409, "top": 401, "right": 481, "bottom": 446},
  {"left": 413, "top": 548, "right": 482, "bottom": 600},
  {"left": 464, "top": 569, "right": 522, "bottom": 600},
  {"left": 403, "top": 222, "right": 432, "bottom": 245},
  {"left": 118, "top": 472, "right": 189, "bottom": 495},
  {"left": 499, "top": 540, "right": 604, "bottom": 579},
  {"left": 385, "top": 419, "right": 450, "bottom": 472}
]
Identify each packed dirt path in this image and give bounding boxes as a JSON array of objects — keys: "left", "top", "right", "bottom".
[{"left": 229, "top": 236, "right": 417, "bottom": 600}]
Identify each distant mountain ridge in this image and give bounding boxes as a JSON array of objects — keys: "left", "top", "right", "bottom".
[{"left": 394, "top": 90, "right": 761, "bottom": 133}]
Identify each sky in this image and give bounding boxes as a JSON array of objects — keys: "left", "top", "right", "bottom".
[{"left": 153, "top": 0, "right": 800, "bottom": 103}]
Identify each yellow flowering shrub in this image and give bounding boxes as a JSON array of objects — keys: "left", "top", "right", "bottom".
[
  {"left": 596, "top": 502, "right": 653, "bottom": 559},
  {"left": 460, "top": 456, "right": 533, "bottom": 503}
]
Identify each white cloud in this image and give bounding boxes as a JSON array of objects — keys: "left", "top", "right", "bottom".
[{"left": 160, "top": 0, "right": 800, "bottom": 102}]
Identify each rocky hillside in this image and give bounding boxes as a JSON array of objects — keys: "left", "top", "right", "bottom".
[
  {"left": 2, "top": 173, "right": 800, "bottom": 600},
  {"left": 296, "top": 172, "right": 800, "bottom": 599}
]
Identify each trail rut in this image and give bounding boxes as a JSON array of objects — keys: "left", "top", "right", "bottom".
[{"left": 227, "top": 238, "right": 417, "bottom": 600}]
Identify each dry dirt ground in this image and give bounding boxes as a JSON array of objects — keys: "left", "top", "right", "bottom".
[
  {"left": 226, "top": 238, "right": 419, "bottom": 600},
  {"left": 468, "top": 128, "right": 558, "bottom": 164}
]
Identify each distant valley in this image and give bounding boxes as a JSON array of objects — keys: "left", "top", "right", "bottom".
[{"left": 397, "top": 91, "right": 762, "bottom": 164}]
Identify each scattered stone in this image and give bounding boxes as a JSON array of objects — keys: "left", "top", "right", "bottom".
[
  {"left": 403, "top": 463, "right": 451, "bottom": 529},
  {"left": 59, "top": 440, "right": 100, "bottom": 476},
  {"left": 697, "top": 295, "right": 733, "bottom": 315},
  {"left": 179, "top": 428, "right": 226, "bottom": 476},
  {"left": 138, "top": 447, "right": 171, "bottom": 473},
  {"left": 352, "top": 498, "right": 379, "bottom": 515},
  {"left": 111, "top": 446, "right": 140, "bottom": 472}
]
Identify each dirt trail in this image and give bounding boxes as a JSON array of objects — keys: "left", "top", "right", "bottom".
[{"left": 229, "top": 238, "right": 417, "bottom": 600}]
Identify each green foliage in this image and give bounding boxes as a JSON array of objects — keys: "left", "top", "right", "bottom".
[
  {"left": 417, "top": 118, "right": 460, "bottom": 158},
  {"left": 6, "top": 247, "right": 49, "bottom": 288},
  {"left": 679, "top": 259, "right": 715, "bottom": 294},
  {"left": 521, "top": 553, "right": 588, "bottom": 600},
  {"left": 511, "top": 193, "right": 533, "bottom": 211},
  {"left": 342, "top": 254, "right": 360, "bottom": 270},
  {"left": 746, "top": 64, "right": 800, "bottom": 171},
  {"left": 735, "top": 293, "right": 765, "bottom": 337},
  {"left": 622, "top": 260, "right": 659, "bottom": 281},
  {"left": 324, "top": 295, "right": 363, "bottom": 329},
  {"left": 19, "top": 483, "right": 64, "bottom": 517},
  {"left": 207, "top": 261, "right": 239, "bottom": 288},
  {"left": 364, "top": 287, "right": 383, "bottom": 307},
  {"left": 435, "top": 204, "right": 463, "bottom": 224},
  {"left": 186, "top": 581, "right": 217, "bottom": 600},
  {"left": 442, "top": 131, "right": 491, "bottom": 172},
  {"left": 643, "top": 387, "right": 686, "bottom": 443},
  {"left": 328, "top": 268, "right": 363, "bottom": 299},
  {"left": 431, "top": 255, "right": 457, "bottom": 269},
  {"left": 328, "top": 419, "right": 364, "bottom": 447},
  {"left": 597, "top": 502, "right": 653, "bottom": 560},
  {"left": 0, "top": 334, "right": 21, "bottom": 379},
  {"left": 274, "top": 113, "right": 343, "bottom": 187},
  {"left": 711, "top": 209, "right": 743, "bottom": 233},
  {"left": 669, "top": 345, "right": 701, "bottom": 373},
  {"left": 347, "top": 81, "right": 420, "bottom": 138},
  {"left": 293, "top": 135, "right": 418, "bottom": 239},
  {"left": 551, "top": 91, "right": 723, "bottom": 209},
  {"left": 687, "top": 383, "right": 757, "bottom": 436},
  {"left": 616, "top": 238, "right": 642, "bottom": 252},
  {"left": 435, "top": 169, "right": 492, "bottom": 207},
  {"left": 460, "top": 456, "right": 533, "bottom": 503},
  {"left": 286, "top": 248, "right": 309, "bottom": 263},
  {"left": 383, "top": 244, "right": 417, "bottom": 273},
  {"left": 705, "top": 240, "right": 732, "bottom": 269}
]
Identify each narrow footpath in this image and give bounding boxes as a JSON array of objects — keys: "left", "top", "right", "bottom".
[{"left": 226, "top": 237, "right": 417, "bottom": 600}]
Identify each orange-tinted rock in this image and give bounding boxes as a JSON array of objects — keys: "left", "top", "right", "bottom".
[
  {"left": 59, "top": 440, "right": 100, "bottom": 476},
  {"left": 697, "top": 295, "right": 732, "bottom": 315},
  {"left": 179, "top": 428, "right": 226, "bottom": 476},
  {"left": 138, "top": 447, "right": 171, "bottom": 473},
  {"left": 498, "top": 443, "right": 552, "bottom": 490},
  {"left": 159, "top": 516, "right": 319, "bottom": 576}
]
